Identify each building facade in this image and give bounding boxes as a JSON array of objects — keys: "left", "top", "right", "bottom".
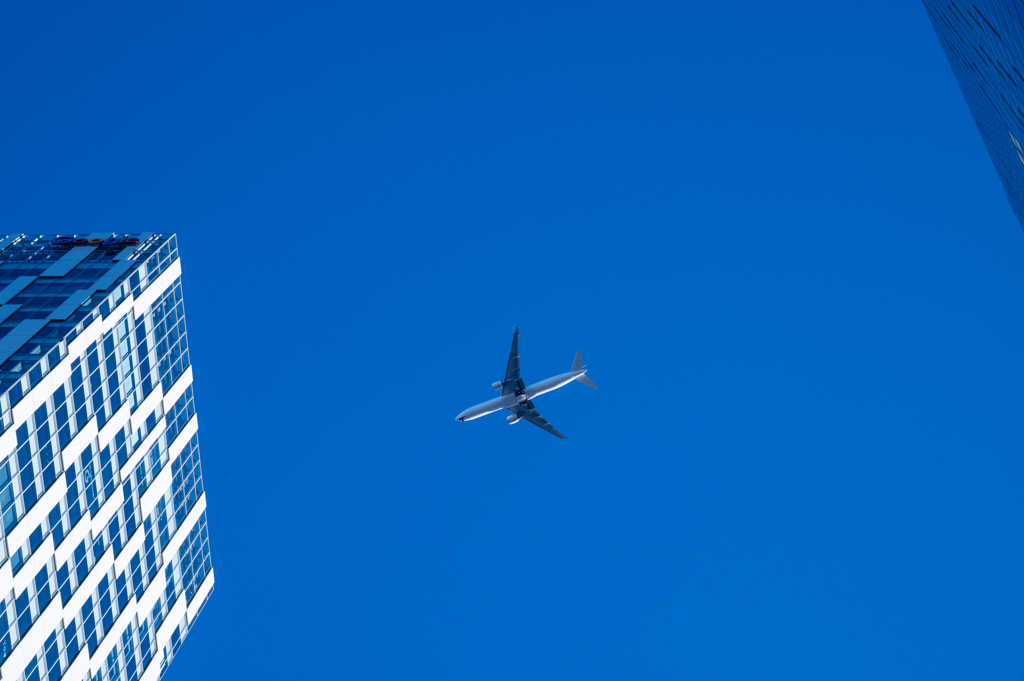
[
  {"left": 0, "top": 235, "right": 213, "bottom": 681},
  {"left": 924, "top": 0, "right": 1024, "bottom": 228}
]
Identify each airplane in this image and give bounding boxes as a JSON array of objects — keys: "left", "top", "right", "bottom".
[{"left": 456, "top": 327, "right": 596, "bottom": 439}]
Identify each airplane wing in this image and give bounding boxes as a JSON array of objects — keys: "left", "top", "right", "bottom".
[
  {"left": 501, "top": 327, "right": 526, "bottom": 396},
  {"left": 508, "top": 400, "right": 568, "bottom": 439}
]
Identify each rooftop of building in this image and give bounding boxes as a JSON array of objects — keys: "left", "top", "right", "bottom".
[{"left": 0, "top": 233, "right": 179, "bottom": 433}]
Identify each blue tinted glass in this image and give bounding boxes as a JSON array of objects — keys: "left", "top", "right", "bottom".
[
  {"left": 38, "top": 444, "right": 54, "bottom": 488},
  {"left": 74, "top": 543, "right": 88, "bottom": 583},
  {"left": 3, "top": 506, "right": 17, "bottom": 533},
  {"left": 33, "top": 403, "right": 47, "bottom": 428},
  {"left": 44, "top": 631, "right": 59, "bottom": 680},
  {"left": 65, "top": 617, "right": 79, "bottom": 661},
  {"left": 57, "top": 563, "right": 71, "bottom": 604},
  {"left": 21, "top": 475, "right": 36, "bottom": 512},
  {"left": 15, "top": 591, "right": 30, "bottom": 635},
  {"left": 67, "top": 493, "right": 81, "bottom": 527},
  {"left": 34, "top": 566, "right": 50, "bottom": 609},
  {"left": 82, "top": 597, "right": 97, "bottom": 654},
  {"left": 23, "top": 657, "right": 39, "bottom": 681},
  {"left": 47, "top": 504, "right": 60, "bottom": 531},
  {"left": 116, "top": 573, "right": 129, "bottom": 610}
]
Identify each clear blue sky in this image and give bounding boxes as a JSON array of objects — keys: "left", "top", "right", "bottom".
[{"left": 2, "top": 2, "right": 1023, "bottom": 679}]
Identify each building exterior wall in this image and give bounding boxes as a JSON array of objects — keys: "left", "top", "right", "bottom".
[
  {"left": 924, "top": 0, "right": 1024, "bottom": 228},
  {"left": 0, "top": 235, "right": 213, "bottom": 681}
]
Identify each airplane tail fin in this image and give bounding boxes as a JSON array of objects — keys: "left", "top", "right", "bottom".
[{"left": 572, "top": 351, "right": 596, "bottom": 388}]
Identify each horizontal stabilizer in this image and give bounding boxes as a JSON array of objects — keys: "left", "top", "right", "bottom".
[{"left": 575, "top": 373, "right": 596, "bottom": 389}]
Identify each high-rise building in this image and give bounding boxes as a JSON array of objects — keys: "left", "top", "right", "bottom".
[
  {"left": 923, "top": 1, "right": 1024, "bottom": 228},
  {"left": 0, "top": 235, "right": 213, "bottom": 681}
]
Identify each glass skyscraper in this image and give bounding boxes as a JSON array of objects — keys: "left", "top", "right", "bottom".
[
  {"left": 924, "top": 0, "right": 1024, "bottom": 228},
  {"left": 0, "top": 235, "right": 213, "bottom": 681}
]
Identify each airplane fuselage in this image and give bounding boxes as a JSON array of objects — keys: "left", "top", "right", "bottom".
[{"left": 456, "top": 369, "right": 588, "bottom": 421}]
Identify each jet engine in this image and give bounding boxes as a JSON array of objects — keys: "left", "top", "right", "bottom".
[
  {"left": 507, "top": 414, "right": 521, "bottom": 424},
  {"left": 491, "top": 381, "right": 503, "bottom": 391}
]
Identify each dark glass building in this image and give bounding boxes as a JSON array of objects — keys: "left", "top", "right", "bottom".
[{"left": 924, "top": 0, "right": 1024, "bottom": 228}]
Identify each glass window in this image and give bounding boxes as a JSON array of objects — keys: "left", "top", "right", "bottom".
[
  {"left": 29, "top": 525, "right": 43, "bottom": 552},
  {"left": 35, "top": 566, "right": 51, "bottom": 610}
]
